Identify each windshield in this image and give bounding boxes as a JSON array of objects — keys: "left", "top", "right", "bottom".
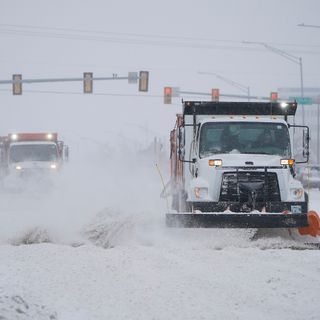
[
  {"left": 199, "top": 122, "right": 291, "bottom": 157},
  {"left": 9, "top": 144, "right": 58, "bottom": 162}
]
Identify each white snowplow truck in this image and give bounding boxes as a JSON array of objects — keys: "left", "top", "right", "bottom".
[{"left": 166, "top": 101, "right": 320, "bottom": 237}]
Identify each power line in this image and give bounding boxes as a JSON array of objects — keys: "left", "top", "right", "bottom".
[
  {"left": 0, "top": 28, "right": 258, "bottom": 51},
  {"left": 1, "top": 23, "right": 320, "bottom": 49},
  {"left": 0, "top": 23, "right": 241, "bottom": 44},
  {"left": 1, "top": 24, "right": 320, "bottom": 54}
]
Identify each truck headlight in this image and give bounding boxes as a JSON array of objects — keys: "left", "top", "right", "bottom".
[
  {"left": 11, "top": 134, "right": 18, "bottom": 141},
  {"left": 15, "top": 165, "right": 22, "bottom": 170},
  {"left": 281, "top": 159, "right": 294, "bottom": 167},
  {"left": 194, "top": 187, "right": 208, "bottom": 199},
  {"left": 290, "top": 188, "right": 304, "bottom": 200},
  {"left": 208, "top": 159, "right": 222, "bottom": 167},
  {"left": 50, "top": 164, "right": 57, "bottom": 169}
]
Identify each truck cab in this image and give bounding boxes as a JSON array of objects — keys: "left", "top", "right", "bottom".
[
  {"left": 189, "top": 116, "right": 305, "bottom": 210},
  {"left": 2, "top": 133, "right": 68, "bottom": 179}
]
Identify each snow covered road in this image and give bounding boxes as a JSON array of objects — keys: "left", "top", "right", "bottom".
[
  {"left": 1, "top": 232, "right": 320, "bottom": 320},
  {"left": 0, "top": 158, "right": 320, "bottom": 320}
]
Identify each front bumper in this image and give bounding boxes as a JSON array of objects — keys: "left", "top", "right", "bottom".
[
  {"left": 189, "top": 201, "right": 308, "bottom": 214},
  {"left": 166, "top": 212, "right": 309, "bottom": 228}
]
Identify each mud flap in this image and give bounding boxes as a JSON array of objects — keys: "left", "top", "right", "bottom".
[{"left": 166, "top": 213, "right": 309, "bottom": 228}]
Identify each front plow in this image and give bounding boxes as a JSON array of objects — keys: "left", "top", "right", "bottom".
[
  {"left": 298, "top": 211, "right": 320, "bottom": 237},
  {"left": 166, "top": 211, "right": 320, "bottom": 238},
  {"left": 166, "top": 212, "right": 309, "bottom": 229}
]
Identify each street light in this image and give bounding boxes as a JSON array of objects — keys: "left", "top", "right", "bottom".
[
  {"left": 298, "top": 23, "right": 320, "bottom": 29},
  {"left": 243, "top": 40, "right": 305, "bottom": 124},
  {"left": 198, "top": 71, "right": 251, "bottom": 101}
]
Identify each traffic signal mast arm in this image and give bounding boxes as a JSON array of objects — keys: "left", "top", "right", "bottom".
[
  {"left": 0, "top": 71, "right": 149, "bottom": 94},
  {"left": 163, "top": 87, "right": 285, "bottom": 103}
]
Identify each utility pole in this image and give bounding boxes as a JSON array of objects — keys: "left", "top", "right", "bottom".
[
  {"left": 198, "top": 71, "right": 251, "bottom": 101},
  {"left": 243, "top": 41, "right": 305, "bottom": 124}
]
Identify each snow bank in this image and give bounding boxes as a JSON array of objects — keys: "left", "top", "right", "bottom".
[{"left": 0, "top": 242, "right": 319, "bottom": 320}]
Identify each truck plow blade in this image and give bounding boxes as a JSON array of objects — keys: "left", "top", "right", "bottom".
[
  {"left": 298, "top": 211, "right": 320, "bottom": 237},
  {"left": 166, "top": 213, "right": 309, "bottom": 229}
]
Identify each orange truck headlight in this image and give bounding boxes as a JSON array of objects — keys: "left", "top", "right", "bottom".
[
  {"left": 281, "top": 159, "right": 295, "bottom": 167},
  {"left": 209, "top": 159, "right": 222, "bottom": 167}
]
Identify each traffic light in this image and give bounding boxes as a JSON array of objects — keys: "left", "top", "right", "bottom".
[
  {"left": 164, "top": 87, "right": 172, "bottom": 104},
  {"left": 270, "top": 92, "right": 278, "bottom": 102},
  {"left": 12, "top": 74, "right": 22, "bottom": 95},
  {"left": 83, "top": 72, "right": 93, "bottom": 93},
  {"left": 212, "top": 88, "right": 219, "bottom": 102},
  {"left": 139, "top": 71, "right": 149, "bottom": 92}
]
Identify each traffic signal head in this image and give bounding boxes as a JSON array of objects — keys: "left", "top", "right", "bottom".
[
  {"left": 139, "top": 71, "right": 149, "bottom": 92},
  {"left": 164, "top": 87, "right": 172, "bottom": 104},
  {"left": 270, "top": 92, "right": 278, "bottom": 102},
  {"left": 83, "top": 72, "right": 93, "bottom": 93},
  {"left": 211, "top": 88, "right": 219, "bottom": 101},
  {"left": 12, "top": 74, "right": 22, "bottom": 95}
]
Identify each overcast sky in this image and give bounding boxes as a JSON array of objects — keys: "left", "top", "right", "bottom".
[{"left": 0, "top": 0, "right": 319, "bottom": 146}]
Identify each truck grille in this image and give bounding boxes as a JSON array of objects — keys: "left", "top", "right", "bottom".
[{"left": 219, "top": 171, "right": 281, "bottom": 202}]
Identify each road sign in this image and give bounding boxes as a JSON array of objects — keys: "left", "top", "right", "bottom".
[
  {"left": 128, "top": 72, "right": 138, "bottom": 84},
  {"left": 288, "top": 96, "right": 313, "bottom": 105}
]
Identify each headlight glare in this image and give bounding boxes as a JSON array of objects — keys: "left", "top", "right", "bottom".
[{"left": 11, "top": 134, "right": 18, "bottom": 141}]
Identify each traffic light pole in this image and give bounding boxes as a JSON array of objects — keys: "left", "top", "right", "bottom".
[
  {"left": 243, "top": 41, "right": 305, "bottom": 125},
  {"left": 0, "top": 71, "right": 149, "bottom": 94},
  {"left": 0, "top": 75, "right": 135, "bottom": 85}
]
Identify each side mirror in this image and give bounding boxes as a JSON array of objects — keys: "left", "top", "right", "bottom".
[
  {"left": 177, "top": 124, "right": 195, "bottom": 164},
  {"left": 179, "top": 146, "right": 185, "bottom": 158},
  {"left": 178, "top": 126, "right": 185, "bottom": 149},
  {"left": 302, "top": 129, "right": 310, "bottom": 158},
  {"left": 64, "top": 146, "right": 69, "bottom": 161},
  {"left": 178, "top": 126, "right": 185, "bottom": 160},
  {"left": 289, "top": 124, "right": 310, "bottom": 164}
]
